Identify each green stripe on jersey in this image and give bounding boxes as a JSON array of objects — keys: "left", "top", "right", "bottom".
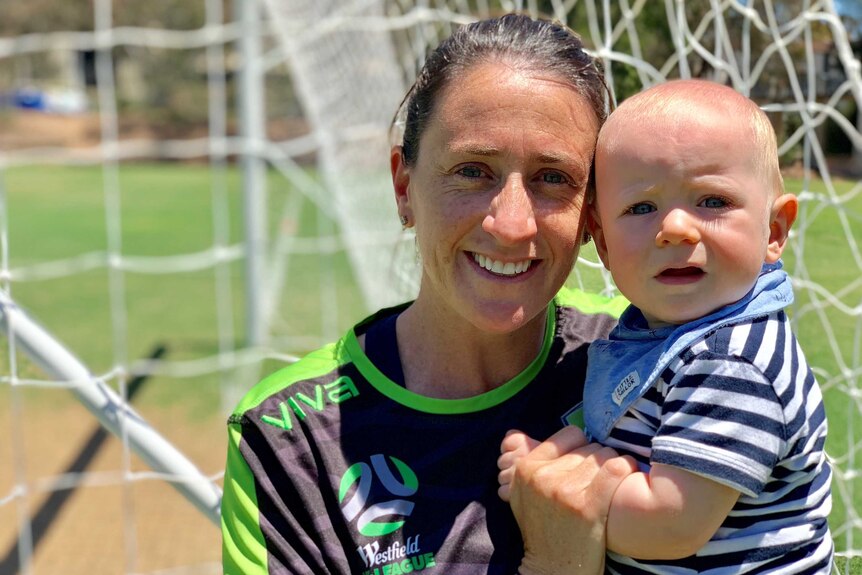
[
  {"left": 222, "top": 425, "right": 269, "bottom": 574},
  {"left": 345, "top": 304, "right": 556, "bottom": 414},
  {"left": 229, "top": 289, "right": 624, "bottom": 418}
]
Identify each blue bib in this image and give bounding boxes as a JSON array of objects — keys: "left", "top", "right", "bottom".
[{"left": 583, "top": 262, "right": 793, "bottom": 442}]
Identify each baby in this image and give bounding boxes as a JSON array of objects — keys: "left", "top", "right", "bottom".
[{"left": 499, "top": 79, "right": 833, "bottom": 573}]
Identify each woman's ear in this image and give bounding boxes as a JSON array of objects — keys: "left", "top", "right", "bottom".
[
  {"left": 587, "top": 206, "right": 611, "bottom": 271},
  {"left": 391, "top": 145, "right": 413, "bottom": 224},
  {"left": 765, "top": 193, "right": 798, "bottom": 263}
]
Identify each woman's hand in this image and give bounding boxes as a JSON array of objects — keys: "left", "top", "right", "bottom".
[{"left": 502, "top": 426, "right": 637, "bottom": 575}]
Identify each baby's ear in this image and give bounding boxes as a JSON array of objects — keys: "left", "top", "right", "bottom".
[
  {"left": 586, "top": 206, "right": 611, "bottom": 271},
  {"left": 765, "top": 193, "right": 798, "bottom": 263}
]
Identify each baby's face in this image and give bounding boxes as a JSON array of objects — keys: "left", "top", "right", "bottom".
[{"left": 592, "top": 107, "right": 774, "bottom": 328}]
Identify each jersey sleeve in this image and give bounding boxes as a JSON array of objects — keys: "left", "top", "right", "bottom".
[
  {"left": 221, "top": 418, "right": 349, "bottom": 575},
  {"left": 649, "top": 351, "right": 787, "bottom": 498},
  {"left": 222, "top": 422, "right": 271, "bottom": 574}
]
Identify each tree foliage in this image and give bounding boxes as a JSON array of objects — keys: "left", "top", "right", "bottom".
[
  {"left": 545, "top": 0, "right": 834, "bottom": 103},
  {"left": 0, "top": 0, "right": 216, "bottom": 34}
]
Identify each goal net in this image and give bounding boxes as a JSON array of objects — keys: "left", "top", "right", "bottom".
[
  {"left": 281, "top": 1, "right": 862, "bottom": 563},
  {"left": 0, "top": 0, "right": 859, "bottom": 573}
]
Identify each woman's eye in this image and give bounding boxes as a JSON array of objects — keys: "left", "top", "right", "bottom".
[
  {"left": 700, "top": 196, "right": 728, "bottom": 209},
  {"left": 458, "top": 166, "right": 483, "bottom": 178},
  {"left": 541, "top": 172, "right": 567, "bottom": 184},
  {"left": 627, "top": 203, "right": 655, "bottom": 215}
]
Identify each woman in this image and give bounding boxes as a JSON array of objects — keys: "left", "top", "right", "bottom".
[{"left": 221, "top": 14, "right": 634, "bottom": 574}]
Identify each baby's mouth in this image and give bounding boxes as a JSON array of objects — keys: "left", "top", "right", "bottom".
[{"left": 658, "top": 266, "right": 704, "bottom": 278}]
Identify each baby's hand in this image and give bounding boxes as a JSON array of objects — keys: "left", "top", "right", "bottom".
[{"left": 497, "top": 429, "right": 541, "bottom": 502}]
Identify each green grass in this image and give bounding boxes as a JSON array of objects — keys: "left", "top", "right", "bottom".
[
  {"left": 780, "top": 177, "right": 862, "bottom": 556},
  {"left": 836, "top": 555, "right": 862, "bottom": 575},
  {"left": 0, "top": 163, "right": 367, "bottom": 415},
  {"left": 0, "top": 163, "right": 860, "bottom": 555}
]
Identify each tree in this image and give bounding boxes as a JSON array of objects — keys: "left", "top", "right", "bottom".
[{"left": 537, "top": 0, "right": 833, "bottom": 104}]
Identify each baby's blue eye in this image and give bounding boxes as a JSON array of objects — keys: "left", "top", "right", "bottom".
[
  {"left": 542, "top": 172, "right": 566, "bottom": 184},
  {"left": 458, "top": 166, "right": 483, "bottom": 178},
  {"left": 628, "top": 203, "right": 655, "bottom": 215},
  {"left": 701, "top": 197, "right": 727, "bottom": 208}
]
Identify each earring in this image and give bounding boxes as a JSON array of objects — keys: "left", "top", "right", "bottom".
[
  {"left": 400, "top": 214, "right": 409, "bottom": 229},
  {"left": 582, "top": 231, "right": 592, "bottom": 245}
]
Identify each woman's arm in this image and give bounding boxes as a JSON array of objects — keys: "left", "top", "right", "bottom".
[
  {"left": 506, "top": 426, "right": 637, "bottom": 575},
  {"left": 606, "top": 463, "right": 739, "bottom": 560}
]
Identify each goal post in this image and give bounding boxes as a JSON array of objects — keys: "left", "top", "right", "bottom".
[{"left": 0, "top": 289, "right": 222, "bottom": 524}]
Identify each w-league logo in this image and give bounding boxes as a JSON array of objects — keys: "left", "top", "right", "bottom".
[{"left": 339, "top": 454, "right": 419, "bottom": 537}]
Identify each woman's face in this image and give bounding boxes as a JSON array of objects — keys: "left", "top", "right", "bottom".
[{"left": 393, "top": 62, "right": 600, "bottom": 334}]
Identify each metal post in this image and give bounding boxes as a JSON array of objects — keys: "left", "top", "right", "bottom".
[
  {"left": 237, "top": 0, "right": 268, "bottom": 347},
  {"left": 0, "top": 292, "right": 222, "bottom": 525}
]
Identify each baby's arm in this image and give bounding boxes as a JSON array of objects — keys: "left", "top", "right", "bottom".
[
  {"left": 606, "top": 463, "right": 739, "bottom": 559},
  {"left": 499, "top": 432, "right": 740, "bottom": 560}
]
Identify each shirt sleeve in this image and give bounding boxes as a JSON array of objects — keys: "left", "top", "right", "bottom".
[
  {"left": 221, "top": 419, "right": 349, "bottom": 575},
  {"left": 222, "top": 422, "right": 272, "bottom": 574},
  {"left": 649, "top": 351, "right": 787, "bottom": 498}
]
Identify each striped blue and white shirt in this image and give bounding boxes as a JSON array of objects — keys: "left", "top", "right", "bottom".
[{"left": 599, "top": 309, "right": 833, "bottom": 574}]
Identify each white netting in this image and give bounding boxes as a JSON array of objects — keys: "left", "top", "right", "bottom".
[{"left": 0, "top": 0, "right": 859, "bottom": 573}]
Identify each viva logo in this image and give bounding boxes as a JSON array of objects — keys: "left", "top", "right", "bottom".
[
  {"left": 339, "top": 454, "right": 418, "bottom": 537},
  {"left": 260, "top": 376, "right": 359, "bottom": 431}
]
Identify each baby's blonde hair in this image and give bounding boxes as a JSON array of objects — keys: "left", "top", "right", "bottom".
[{"left": 598, "top": 79, "right": 784, "bottom": 199}]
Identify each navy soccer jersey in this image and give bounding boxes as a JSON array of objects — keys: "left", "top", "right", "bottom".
[{"left": 221, "top": 290, "right": 625, "bottom": 575}]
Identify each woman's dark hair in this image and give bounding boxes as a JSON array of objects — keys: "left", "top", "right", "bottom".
[{"left": 395, "top": 13, "right": 609, "bottom": 167}]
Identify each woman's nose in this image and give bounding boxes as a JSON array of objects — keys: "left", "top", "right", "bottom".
[{"left": 482, "top": 175, "right": 538, "bottom": 245}]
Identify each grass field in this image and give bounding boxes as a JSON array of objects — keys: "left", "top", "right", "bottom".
[{"left": 0, "top": 163, "right": 860, "bottom": 571}]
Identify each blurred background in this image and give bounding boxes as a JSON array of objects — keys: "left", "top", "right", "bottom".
[{"left": 0, "top": 0, "right": 860, "bottom": 573}]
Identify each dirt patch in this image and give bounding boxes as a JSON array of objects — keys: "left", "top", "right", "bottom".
[
  {"left": 0, "top": 109, "right": 314, "bottom": 159},
  {"left": 0, "top": 111, "right": 102, "bottom": 150},
  {"left": 0, "top": 389, "right": 226, "bottom": 575}
]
